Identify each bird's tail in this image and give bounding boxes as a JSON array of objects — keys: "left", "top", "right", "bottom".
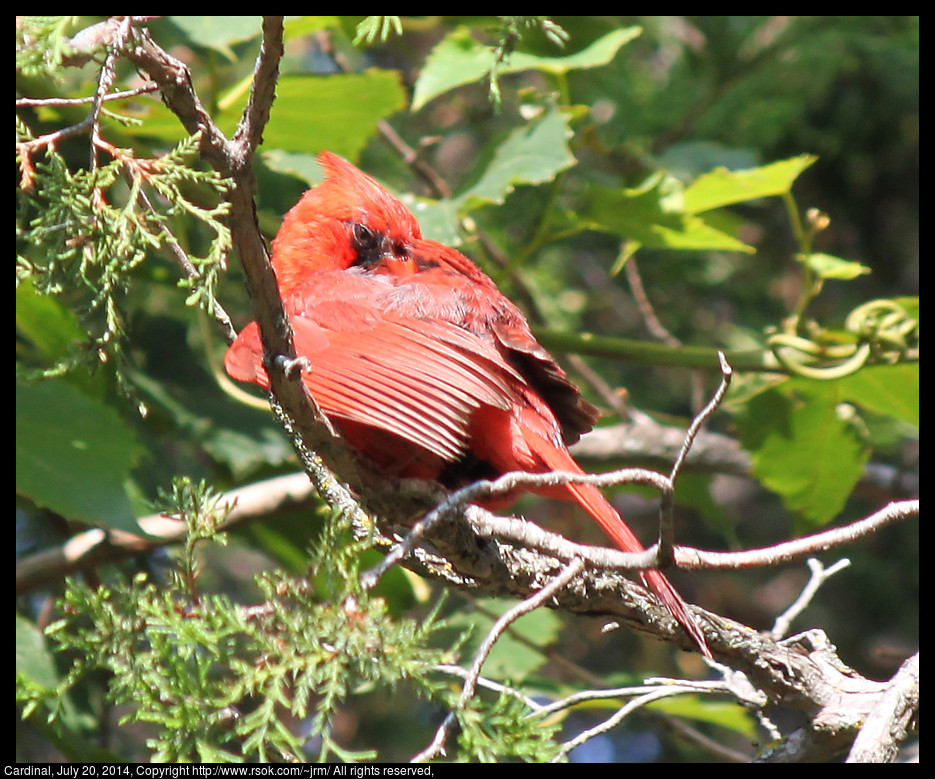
[{"left": 534, "top": 441, "right": 710, "bottom": 658}]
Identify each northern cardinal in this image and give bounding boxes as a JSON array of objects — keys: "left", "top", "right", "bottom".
[{"left": 225, "top": 152, "right": 709, "bottom": 657}]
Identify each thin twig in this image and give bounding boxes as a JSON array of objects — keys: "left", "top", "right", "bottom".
[
  {"left": 17, "top": 19, "right": 149, "bottom": 161},
  {"left": 676, "top": 500, "right": 917, "bottom": 570},
  {"left": 432, "top": 664, "right": 544, "bottom": 712},
  {"left": 669, "top": 352, "right": 733, "bottom": 484},
  {"left": 533, "top": 679, "right": 718, "bottom": 719},
  {"left": 412, "top": 558, "right": 585, "bottom": 762},
  {"left": 532, "top": 659, "right": 768, "bottom": 762},
  {"left": 360, "top": 466, "right": 669, "bottom": 591},
  {"left": 17, "top": 461, "right": 917, "bottom": 598},
  {"left": 553, "top": 685, "right": 699, "bottom": 762},
  {"left": 771, "top": 558, "right": 851, "bottom": 640},
  {"left": 89, "top": 17, "right": 133, "bottom": 174},
  {"left": 658, "top": 351, "right": 732, "bottom": 562},
  {"left": 666, "top": 716, "right": 754, "bottom": 763},
  {"left": 624, "top": 254, "right": 708, "bottom": 412},
  {"left": 15, "top": 474, "right": 317, "bottom": 594},
  {"left": 624, "top": 255, "right": 680, "bottom": 347},
  {"left": 132, "top": 182, "right": 237, "bottom": 344},
  {"left": 15, "top": 85, "right": 160, "bottom": 107}
]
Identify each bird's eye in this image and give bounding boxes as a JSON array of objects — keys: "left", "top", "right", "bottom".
[
  {"left": 352, "top": 223, "right": 378, "bottom": 250},
  {"left": 350, "top": 223, "right": 384, "bottom": 267}
]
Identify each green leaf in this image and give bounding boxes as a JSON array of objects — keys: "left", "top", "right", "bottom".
[
  {"left": 167, "top": 16, "right": 262, "bottom": 60},
  {"left": 738, "top": 383, "right": 870, "bottom": 528},
  {"left": 15, "top": 279, "right": 86, "bottom": 364},
  {"left": 412, "top": 26, "right": 642, "bottom": 110},
  {"left": 267, "top": 101, "right": 575, "bottom": 247},
  {"left": 838, "top": 364, "right": 919, "bottom": 426},
  {"left": 260, "top": 149, "right": 323, "bottom": 187},
  {"left": 414, "top": 104, "right": 577, "bottom": 244},
  {"left": 455, "top": 106, "right": 577, "bottom": 209},
  {"left": 283, "top": 16, "right": 342, "bottom": 43},
  {"left": 448, "top": 598, "right": 562, "bottom": 682},
  {"left": 798, "top": 251, "right": 871, "bottom": 280},
  {"left": 243, "top": 71, "right": 407, "bottom": 160},
  {"left": 16, "top": 378, "right": 142, "bottom": 532},
  {"left": 408, "top": 194, "right": 464, "bottom": 247},
  {"left": 682, "top": 154, "right": 818, "bottom": 213},
  {"left": 16, "top": 613, "right": 60, "bottom": 691},
  {"left": 16, "top": 614, "right": 105, "bottom": 757},
  {"left": 587, "top": 173, "right": 755, "bottom": 253},
  {"left": 673, "top": 472, "right": 736, "bottom": 544},
  {"left": 650, "top": 696, "right": 758, "bottom": 740}
]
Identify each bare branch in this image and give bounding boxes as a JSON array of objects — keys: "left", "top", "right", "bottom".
[
  {"left": 431, "top": 664, "right": 543, "bottom": 711},
  {"left": 16, "top": 84, "right": 160, "bottom": 108},
  {"left": 15, "top": 474, "right": 317, "bottom": 594},
  {"left": 676, "top": 500, "right": 918, "bottom": 570},
  {"left": 658, "top": 351, "right": 732, "bottom": 562},
  {"left": 771, "top": 558, "right": 852, "bottom": 640},
  {"left": 412, "top": 558, "right": 585, "bottom": 762},
  {"left": 848, "top": 651, "right": 919, "bottom": 763},
  {"left": 554, "top": 683, "right": 704, "bottom": 761}
]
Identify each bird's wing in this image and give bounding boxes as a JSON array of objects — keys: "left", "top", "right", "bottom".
[{"left": 225, "top": 300, "right": 520, "bottom": 464}]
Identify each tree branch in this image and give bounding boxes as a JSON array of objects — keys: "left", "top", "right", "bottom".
[{"left": 848, "top": 651, "right": 919, "bottom": 763}]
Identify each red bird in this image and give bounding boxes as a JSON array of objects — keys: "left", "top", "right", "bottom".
[{"left": 225, "top": 152, "right": 709, "bottom": 657}]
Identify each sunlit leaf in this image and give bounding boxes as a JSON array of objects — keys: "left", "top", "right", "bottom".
[
  {"left": 413, "top": 26, "right": 641, "bottom": 110},
  {"left": 682, "top": 154, "right": 817, "bottom": 213},
  {"left": 739, "top": 383, "right": 870, "bottom": 528},
  {"left": 798, "top": 251, "right": 871, "bottom": 280}
]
